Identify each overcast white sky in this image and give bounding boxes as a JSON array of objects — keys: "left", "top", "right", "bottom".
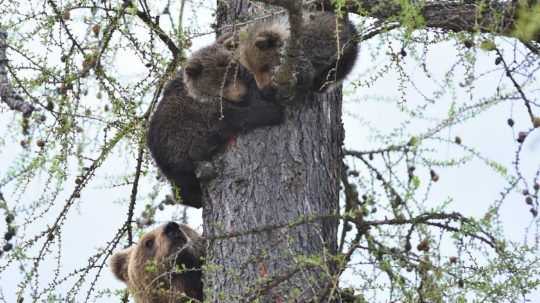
[{"left": 0, "top": 1, "right": 539, "bottom": 302}]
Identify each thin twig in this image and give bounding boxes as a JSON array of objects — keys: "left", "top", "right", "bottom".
[
  {"left": 127, "top": 144, "right": 145, "bottom": 244},
  {"left": 495, "top": 48, "right": 537, "bottom": 125}
]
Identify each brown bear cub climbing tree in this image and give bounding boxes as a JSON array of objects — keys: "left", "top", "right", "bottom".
[
  {"left": 234, "top": 11, "right": 358, "bottom": 91},
  {"left": 237, "top": 22, "right": 289, "bottom": 90},
  {"left": 147, "top": 42, "right": 283, "bottom": 208},
  {"left": 147, "top": 11, "right": 358, "bottom": 208},
  {"left": 110, "top": 222, "right": 205, "bottom": 302}
]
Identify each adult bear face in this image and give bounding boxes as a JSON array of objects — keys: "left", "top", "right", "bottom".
[{"left": 110, "top": 222, "right": 204, "bottom": 302}]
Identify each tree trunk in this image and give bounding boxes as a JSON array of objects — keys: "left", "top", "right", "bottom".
[{"left": 202, "top": 3, "right": 344, "bottom": 301}]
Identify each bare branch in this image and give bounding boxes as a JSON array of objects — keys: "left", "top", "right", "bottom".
[
  {"left": 244, "top": 266, "right": 304, "bottom": 302},
  {"left": 46, "top": 0, "right": 86, "bottom": 54},
  {"left": 124, "top": 0, "right": 181, "bottom": 60},
  {"left": 207, "top": 210, "right": 497, "bottom": 249},
  {"left": 338, "top": 162, "right": 360, "bottom": 253},
  {"left": 495, "top": 48, "right": 538, "bottom": 125},
  {"left": 126, "top": 144, "right": 144, "bottom": 245},
  {"left": 0, "top": 32, "right": 34, "bottom": 117}
]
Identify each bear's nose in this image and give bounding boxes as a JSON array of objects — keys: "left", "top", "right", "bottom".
[{"left": 164, "top": 222, "right": 180, "bottom": 238}]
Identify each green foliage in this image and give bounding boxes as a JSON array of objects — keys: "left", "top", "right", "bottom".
[
  {"left": 342, "top": 10, "right": 539, "bottom": 302},
  {"left": 144, "top": 259, "right": 159, "bottom": 274},
  {"left": 396, "top": 0, "right": 426, "bottom": 38},
  {"left": 513, "top": 2, "right": 540, "bottom": 42},
  {"left": 479, "top": 39, "right": 497, "bottom": 51}
]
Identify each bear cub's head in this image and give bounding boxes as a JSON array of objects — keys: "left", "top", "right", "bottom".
[
  {"left": 110, "top": 222, "right": 204, "bottom": 302},
  {"left": 237, "top": 22, "right": 289, "bottom": 90},
  {"left": 183, "top": 43, "right": 248, "bottom": 104}
]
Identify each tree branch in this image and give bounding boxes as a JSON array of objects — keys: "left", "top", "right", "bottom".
[
  {"left": 46, "top": 0, "right": 86, "bottom": 54},
  {"left": 338, "top": 162, "right": 360, "bottom": 253},
  {"left": 125, "top": 1, "right": 181, "bottom": 60},
  {"left": 0, "top": 32, "right": 35, "bottom": 117},
  {"left": 126, "top": 143, "right": 144, "bottom": 245},
  {"left": 495, "top": 48, "right": 537, "bottom": 125},
  {"left": 324, "top": 0, "right": 540, "bottom": 44}
]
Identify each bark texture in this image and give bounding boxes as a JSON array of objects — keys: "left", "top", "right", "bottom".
[
  {"left": 203, "top": 90, "right": 343, "bottom": 302},
  {"left": 202, "top": 4, "right": 343, "bottom": 300}
]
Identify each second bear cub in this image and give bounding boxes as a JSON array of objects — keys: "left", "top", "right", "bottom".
[
  {"left": 183, "top": 43, "right": 248, "bottom": 103},
  {"left": 236, "top": 11, "right": 358, "bottom": 92}
]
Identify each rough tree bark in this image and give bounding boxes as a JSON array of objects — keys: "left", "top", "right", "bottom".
[{"left": 201, "top": 2, "right": 344, "bottom": 302}]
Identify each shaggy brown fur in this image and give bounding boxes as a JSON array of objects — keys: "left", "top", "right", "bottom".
[
  {"left": 183, "top": 43, "right": 247, "bottom": 103},
  {"left": 147, "top": 72, "right": 282, "bottom": 208},
  {"left": 238, "top": 22, "right": 290, "bottom": 89},
  {"left": 216, "top": 31, "right": 239, "bottom": 51},
  {"left": 236, "top": 11, "right": 358, "bottom": 92},
  {"left": 303, "top": 11, "right": 358, "bottom": 91}
]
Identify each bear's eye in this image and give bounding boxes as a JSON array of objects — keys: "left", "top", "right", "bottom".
[{"left": 144, "top": 238, "right": 154, "bottom": 250}]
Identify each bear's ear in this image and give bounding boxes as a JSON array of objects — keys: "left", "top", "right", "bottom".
[
  {"left": 217, "top": 32, "right": 237, "bottom": 50},
  {"left": 184, "top": 61, "right": 203, "bottom": 78},
  {"left": 110, "top": 249, "right": 131, "bottom": 283},
  {"left": 223, "top": 37, "right": 238, "bottom": 51}
]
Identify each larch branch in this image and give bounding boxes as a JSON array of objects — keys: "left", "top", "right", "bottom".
[{"left": 0, "top": 32, "right": 35, "bottom": 117}]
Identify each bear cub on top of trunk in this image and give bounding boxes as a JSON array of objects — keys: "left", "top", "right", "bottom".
[{"left": 226, "top": 11, "right": 358, "bottom": 92}]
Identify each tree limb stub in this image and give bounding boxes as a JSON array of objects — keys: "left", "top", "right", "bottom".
[{"left": 0, "top": 32, "right": 35, "bottom": 117}]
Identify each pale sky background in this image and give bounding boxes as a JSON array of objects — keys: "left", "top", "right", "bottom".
[{"left": 0, "top": 1, "right": 539, "bottom": 302}]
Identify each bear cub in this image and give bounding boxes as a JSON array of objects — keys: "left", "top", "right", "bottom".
[
  {"left": 183, "top": 42, "right": 248, "bottom": 104},
  {"left": 110, "top": 222, "right": 204, "bottom": 303},
  {"left": 147, "top": 42, "right": 283, "bottom": 208},
  {"left": 237, "top": 22, "right": 289, "bottom": 90},
  {"left": 235, "top": 11, "right": 358, "bottom": 92}
]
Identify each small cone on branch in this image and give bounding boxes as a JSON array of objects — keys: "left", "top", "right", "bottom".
[{"left": 430, "top": 169, "right": 439, "bottom": 182}]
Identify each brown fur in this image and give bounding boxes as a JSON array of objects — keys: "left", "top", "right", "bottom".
[
  {"left": 237, "top": 12, "right": 358, "bottom": 91},
  {"left": 183, "top": 43, "right": 247, "bottom": 103},
  {"left": 238, "top": 22, "right": 289, "bottom": 89},
  {"left": 147, "top": 72, "right": 282, "bottom": 208},
  {"left": 302, "top": 12, "right": 358, "bottom": 91},
  {"left": 110, "top": 222, "right": 205, "bottom": 303},
  {"left": 216, "top": 31, "right": 239, "bottom": 51}
]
